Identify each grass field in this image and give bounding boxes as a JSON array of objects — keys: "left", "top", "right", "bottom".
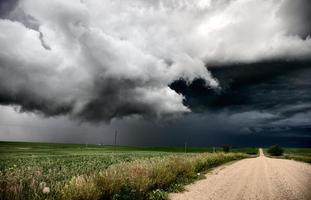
[
  {"left": 0, "top": 141, "right": 254, "bottom": 200},
  {"left": 282, "top": 148, "right": 311, "bottom": 163},
  {"left": 264, "top": 147, "right": 311, "bottom": 163}
]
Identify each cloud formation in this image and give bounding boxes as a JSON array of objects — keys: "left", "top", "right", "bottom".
[{"left": 0, "top": 0, "right": 310, "bottom": 122}]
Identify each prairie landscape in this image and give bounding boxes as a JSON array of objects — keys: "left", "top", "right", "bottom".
[
  {"left": 0, "top": 142, "right": 255, "bottom": 200},
  {"left": 1, "top": 0, "right": 311, "bottom": 200},
  {"left": 1, "top": 142, "right": 310, "bottom": 200}
]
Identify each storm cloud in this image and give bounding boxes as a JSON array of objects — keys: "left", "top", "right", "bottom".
[{"left": 0, "top": 0, "right": 311, "bottom": 122}]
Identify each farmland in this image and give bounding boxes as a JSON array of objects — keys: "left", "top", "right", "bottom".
[{"left": 0, "top": 141, "right": 253, "bottom": 200}]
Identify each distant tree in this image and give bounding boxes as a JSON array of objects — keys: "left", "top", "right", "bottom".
[
  {"left": 222, "top": 145, "right": 230, "bottom": 153},
  {"left": 267, "top": 144, "right": 284, "bottom": 156}
]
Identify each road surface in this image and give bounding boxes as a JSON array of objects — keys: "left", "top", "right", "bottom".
[{"left": 170, "top": 149, "right": 311, "bottom": 200}]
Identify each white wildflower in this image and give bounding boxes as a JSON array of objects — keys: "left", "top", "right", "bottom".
[{"left": 42, "top": 187, "right": 50, "bottom": 194}]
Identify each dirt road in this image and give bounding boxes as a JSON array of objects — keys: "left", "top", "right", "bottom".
[{"left": 170, "top": 149, "right": 311, "bottom": 200}]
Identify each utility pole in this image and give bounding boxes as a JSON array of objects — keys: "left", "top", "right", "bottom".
[
  {"left": 114, "top": 129, "right": 117, "bottom": 152},
  {"left": 184, "top": 141, "right": 187, "bottom": 153}
]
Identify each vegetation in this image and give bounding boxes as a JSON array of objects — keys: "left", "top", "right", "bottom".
[
  {"left": 267, "top": 145, "right": 284, "bottom": 156},
  {"left": 222, "top": 145, "right": 230, "bottom": 153},
  {"left": 61, "top": 153, "right": 247, "bottom": 200},
  {"left": 282, "top": 148, "right": 311, "bottom": 163},
  {"left": 0, "top": 141, "right": 251, "bottom": 200},
  {"left": 231, "top": 148, "right": 258, "bottom": 155},
  {"left": 263, "top": 147, "right": 311, "bottom": 163}
]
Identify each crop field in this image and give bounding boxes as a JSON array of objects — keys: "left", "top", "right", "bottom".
[{"left": 0, "top": 141, "right": 253, "bottom": 200}]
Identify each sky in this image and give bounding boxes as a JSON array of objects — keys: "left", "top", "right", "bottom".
[{"left": 0, "top": 0, "right": 310, "bottom": 147}]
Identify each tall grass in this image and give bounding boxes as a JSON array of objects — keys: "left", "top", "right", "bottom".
[
  {"left": 0, "top": 142, "right": 250, "bottom": 200},
  {"left": 0, "top": 153, "right": 170, "bottom": 200},
  {"left": 61, "top": 153, "right": 247, "bottom": 200}
]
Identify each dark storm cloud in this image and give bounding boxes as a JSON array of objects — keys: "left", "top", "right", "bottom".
[
  {"left": 76, "top": 78, "right": 184, "bottom": 122},
  {"left": 114, "top": 111, "right": 311, "bottom": 147},
  {"left": 172, "top": 61, "right": 311, "bottom": 111},
  {"left": 0, "top": 0, "right": 311, "bottom": 123},
  {"left": 170, "top": 61, "right": 311, "bottom": 139},
  {"left": 0, "top": 90, "right": 73, "bottom": 117}
]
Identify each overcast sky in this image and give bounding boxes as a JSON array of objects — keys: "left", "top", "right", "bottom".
[{"left": 0, "top": 0, "right": 310, "bottom": 147}]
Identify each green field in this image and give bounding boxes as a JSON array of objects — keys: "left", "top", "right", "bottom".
[
  {"left": 263, "top": 147, "right": 311, "bottom": 163},
  {"left": 0, "top": 141, "right": 254, "bottom": 200},
  {"left": 282, "top": 148, "right": 311, "bottom": 163}
]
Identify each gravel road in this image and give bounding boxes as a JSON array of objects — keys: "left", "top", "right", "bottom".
[{"left": 169, "top": 149, "right": 311, "bottom": 200}]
